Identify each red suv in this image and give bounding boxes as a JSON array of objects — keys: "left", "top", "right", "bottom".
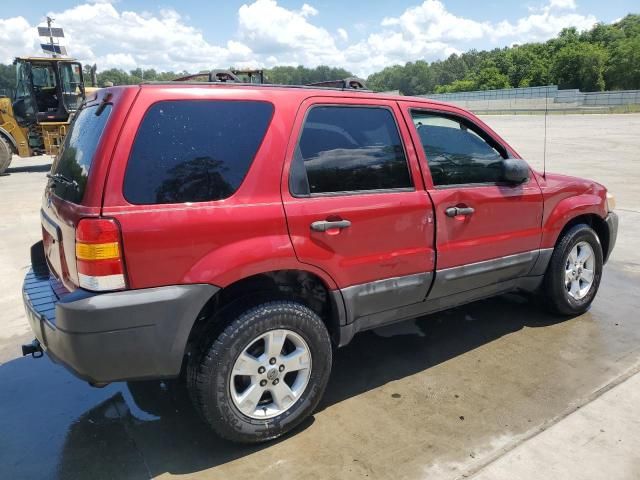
[{"left": 22, "top": 80, "right": 617, "bottom": 443}]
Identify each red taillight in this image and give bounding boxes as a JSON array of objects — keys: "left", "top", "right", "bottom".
[{"left": 75, "top": 218, "right": 127, "bottom": 291}]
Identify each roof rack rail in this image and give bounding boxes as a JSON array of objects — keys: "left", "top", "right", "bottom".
[
  {"left": 156, "top": 72, "right": 371, "bottom": 92},
  {"left": 306, "top": 77, "right": 368, "bottom": 90},
  {"left": 172, "top": 70, "right": 241, "bottom": 83}
]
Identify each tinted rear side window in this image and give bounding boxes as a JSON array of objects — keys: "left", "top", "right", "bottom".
[
  {"left": 291, "top": 106, "right": 412, "bottom": 195},
  {"left": 50, "top": 104, "right": 112, "bottom": 203},
  {"left": 124, "top": 100, "right": 273, "bottom": 204}
]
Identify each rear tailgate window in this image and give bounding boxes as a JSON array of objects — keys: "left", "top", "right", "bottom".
[
  {"left": 123, "top": 100, "right": 273, "bottom": 204},
  {"left": 49, "top": 103, "right": 113, "bottom": 203}
]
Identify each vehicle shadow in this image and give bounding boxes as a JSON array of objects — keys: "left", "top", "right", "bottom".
[
  {"left": 4, "top": 163, "right": 51, "bottom": 174},
  {"left": 0, "top": 293, "right": 568, "bottom": 479}
]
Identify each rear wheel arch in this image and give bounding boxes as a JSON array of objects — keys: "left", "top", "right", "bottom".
[{"left": 186, "top": 269, "right": 344, "bottom": 352}]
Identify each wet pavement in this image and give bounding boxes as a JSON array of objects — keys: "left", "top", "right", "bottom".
[
  {"left": 2, "top": 263, "right": 639, "bottom": 479},
  {"left": 1, "top": 115, "right": 640, "bottom": 479}
]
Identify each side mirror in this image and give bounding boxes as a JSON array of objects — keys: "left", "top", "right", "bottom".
[{"left": 502, "top": 159, "right": 530, "bottom": 184}]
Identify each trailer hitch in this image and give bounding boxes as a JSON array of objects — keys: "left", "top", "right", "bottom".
[{"left": 22, "top": 339, "right": 43, "bottom": 358}]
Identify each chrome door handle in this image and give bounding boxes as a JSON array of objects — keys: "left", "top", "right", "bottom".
[
  {"left": 310, "top": 220, "right": 352, "bottom": 232},
  {"left": 445, "top": 206, "right": 475, "bottom": 217}
]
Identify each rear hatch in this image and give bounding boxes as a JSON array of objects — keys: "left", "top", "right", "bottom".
[{"left": 41, "top": 100, "right": 113, "bottom": 292}]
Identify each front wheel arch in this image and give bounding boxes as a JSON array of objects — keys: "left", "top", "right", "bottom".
[{"left": 552, "top": 214, "right": 610, "bottom": 264}]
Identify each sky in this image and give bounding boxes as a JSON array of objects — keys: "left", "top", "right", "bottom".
[{"left": 0, "top": 0, "right": 637, "bottom": 77}]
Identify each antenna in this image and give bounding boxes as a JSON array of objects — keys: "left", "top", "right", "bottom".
[
  {"left": 543, "top": 85, "right": 548, "bottom": 179},
  {"left": 47, "top": 17, "right": 55, "bottom": 58}
]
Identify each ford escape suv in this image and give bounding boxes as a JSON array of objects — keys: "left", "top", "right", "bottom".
[{"left": 22, "top": 80, "right": 618, "bottom": 443}]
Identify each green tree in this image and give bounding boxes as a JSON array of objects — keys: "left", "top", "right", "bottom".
[
  {"left": 0, "top": 64, "right": 14, "bottom": 92},
  {"left": 606, "top": 36, "right": 640, "bottom": 90},
  {"left": 551, "top": 43, "right": 608, "bottom": 91},
  {"left": 434, "top": 79, "right": 476, "bottom": 93},
  {"left": 266, "top": 65, "right": 353, "bottom": 85},
  {"left": 96, "top": 68, "right": 133, "bottom": 86},
  {"left": 582, "top": 22, "right": 624, "bottom": 46},
  {"left": 615, "top": 13, "right": 640, "bottom": 38},
  {"left": 431, "top": 53, "right": 470, "bottom": 86},
  {"left": 472, "top": 62, "right": 511, "bottom": 90},
  {"left": 507, "top": 45, "right": 550, "bottom": 87}
]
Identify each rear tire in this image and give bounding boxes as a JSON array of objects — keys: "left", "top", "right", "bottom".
[
  {"left": 0, "top": 136, "right": 12, "bottom": 175},
  {"left": 189, "top": 300, "right": 332, "bottom": 443},
  {"left": 543, "top": 224, "right": 603, "bottom": 315}
]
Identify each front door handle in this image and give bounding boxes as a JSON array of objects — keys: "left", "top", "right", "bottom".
[
  {"left": 310, "top": 219, "right": 352, "bottom": 232},
  {"left": 445, "top": 206, "right": 475, "bottom": 217}
]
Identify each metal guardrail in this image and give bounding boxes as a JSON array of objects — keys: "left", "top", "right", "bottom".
[
  {"left": 421, "top": 86, "right": 640, "bottom": 112},
  {"left": 423, "top": 86, "right": 558, "bottom": 102}
]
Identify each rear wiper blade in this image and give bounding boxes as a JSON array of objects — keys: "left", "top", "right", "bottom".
[{"left": 46, "top": 173, "right": 78, "bottom": 189}]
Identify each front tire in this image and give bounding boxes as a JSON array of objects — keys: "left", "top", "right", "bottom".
[
  {"left": 543, "top": 224, "right": 603, "bottom": 315},
  {"left": 189, "top": 301, "right": 332, "bottom": 443},
  {"left": 0, "top": 136, "right": 13, "bottom": 175}
]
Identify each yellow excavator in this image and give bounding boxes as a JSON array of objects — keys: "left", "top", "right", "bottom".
[{"left": 0, "top": 57, "right": 96, "bottom": 174}]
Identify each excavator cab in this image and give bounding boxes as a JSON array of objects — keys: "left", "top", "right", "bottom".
[{"left": 12, "top": 57, "right": 85, "bottom": 125}]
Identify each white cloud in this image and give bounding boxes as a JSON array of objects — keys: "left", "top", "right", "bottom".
[
  {"left": 381, "top": 0, "right": 491, "bottom": 42},
  {"left": 364, "top": 0, "right": 596, "bottom": 68},
  {"left": 493, "top": 0, "right": 596, "bottom": 42},
  {"left": 100, "top": 52, "right": 136, "bottom": 70},
  {"left": 299, "top": 4, "right": 318, "bottom": 17},
  {"left": 0, "top": 2, "right": 253, "bottom": 71},
  {"left": 237, "top": 0, "right": 340, "bottom": 68},
  {"left": 0, "top": 0, "right": 600, "bottom": 77},
  {"left": 550, "top": 0, "right": 577, "bottom": 10},
  {"left": 0, "top": 16, "right": 39, "bottom": 64}
]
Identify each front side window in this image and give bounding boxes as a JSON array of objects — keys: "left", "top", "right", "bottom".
[
  {"left": 291, "top": 106, "right": 412, "bottom": 195},
  {"left": 412, "top": 111, "right": 508, "bottom": 186},
  {"left": 123, "top": 100, "right": 274, "bottom": 205}
]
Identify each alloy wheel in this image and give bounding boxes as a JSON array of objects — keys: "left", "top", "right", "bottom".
[{"left": 230, "top": 329, "right": 312, "bottom": 419}]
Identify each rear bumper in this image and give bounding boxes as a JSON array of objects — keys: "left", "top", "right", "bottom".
[
  {"left": 604, "top": 211, "right": 618, "bottom": 263},
  {"left": 22, "top": 268, "right": 218, "bottom": 383}
]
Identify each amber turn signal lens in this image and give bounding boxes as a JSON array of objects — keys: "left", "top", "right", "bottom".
[{"left": 76, "top": 242, "right": 120, "bottom": 260}]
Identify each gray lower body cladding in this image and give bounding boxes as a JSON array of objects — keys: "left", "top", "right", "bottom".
[
  {"left": 341, "top": 272, "right": 432, "bottom": 322},
  {"left": 428, "top": 249, "right": 553, "bottom": 300},
  {"left": 23, "top": 268, "right": 218, "bottom": 383},
  {"left": 336, "top": 249, "right": 554, "bottom": 346}
]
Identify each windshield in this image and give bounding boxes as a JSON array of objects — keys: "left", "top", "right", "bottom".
[
  {"left": 31, "top": 65, "right": 57, "bottom": 89},
  {"left": 49, "top": 103, "right": 112, "bottom": 203}
]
